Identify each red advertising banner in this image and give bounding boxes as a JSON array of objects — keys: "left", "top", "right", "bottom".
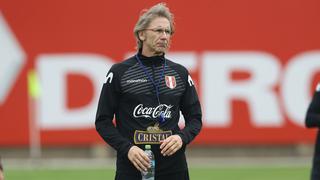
[{"left": 0, "top": 0, "right": 320, "bottom": 146}]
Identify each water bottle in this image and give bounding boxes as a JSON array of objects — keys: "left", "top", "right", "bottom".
[{"left": 141, "top": 145, "right": 155, "bottom": 180}]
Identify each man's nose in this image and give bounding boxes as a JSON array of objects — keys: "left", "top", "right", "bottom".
[{"left": 160, "top": 32, "right": 169, "bottom": 39}]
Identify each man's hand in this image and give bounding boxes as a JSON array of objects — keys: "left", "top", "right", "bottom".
[
  {"left": 128, "top": 146, "right": 150, "bottom": 172},
  {"left": 160, "top": 135, "right": 183, "bottom": 156}
]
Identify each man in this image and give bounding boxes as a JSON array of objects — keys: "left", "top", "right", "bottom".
[
  {"left": 306, "top": 83, "right": 320, "bottom": 180},
  {"left": 95, "top": 3, "right": 202, "bottom": 180}
]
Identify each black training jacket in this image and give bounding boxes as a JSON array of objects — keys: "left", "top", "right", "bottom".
[
  {"left": 306, "top": 87, "right": 320, "bottom": 128},
  {"left": 305, "top": 84, "right": 320, "bottom": 180},
  {"left": 95, "top": 52, "right": 202, "bottom": 176}
]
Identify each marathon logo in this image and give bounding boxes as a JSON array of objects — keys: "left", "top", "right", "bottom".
[{"left": 134, "top": 130, "right": 172, "bottom": 144}]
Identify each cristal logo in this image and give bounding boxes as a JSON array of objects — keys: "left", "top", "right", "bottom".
[{"left": 133, "top": 104, "right": 173, "bottom": 119}]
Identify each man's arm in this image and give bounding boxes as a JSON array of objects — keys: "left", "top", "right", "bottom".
[
  {"left": 95, "top": 65, "right": 133, "bottom": 157},
  {"left": 177, "top": 73, "right": 202, "bottom": 144},
  {"left": 306, "top": 86, "right": 320, "bottom": 128},
  {"left": 160, "top": 70, "right": 202, "bottom": 156},
  {"left": 96, "top": 65, "right": 151, "bottom": 171}
]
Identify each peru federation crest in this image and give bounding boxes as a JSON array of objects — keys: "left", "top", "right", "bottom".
[{"left": 165, "top": 76, "right": 176, "bottom": 89}]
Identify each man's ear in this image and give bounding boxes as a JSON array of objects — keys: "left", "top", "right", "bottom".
[{"left": 138, "top": 31, "right": 145, "bottom": 41}]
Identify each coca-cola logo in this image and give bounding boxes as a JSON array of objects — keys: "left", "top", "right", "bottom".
[{"left": 133, "top": 104, "right": 173, "bottom": 119}]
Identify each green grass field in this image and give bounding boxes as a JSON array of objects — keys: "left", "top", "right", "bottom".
[{"left": 4, "top": 166, "right": 310, "bottom": 180}]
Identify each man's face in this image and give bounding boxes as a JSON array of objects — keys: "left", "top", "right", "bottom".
[{"left": 140, "top": 17, "right": 172, "bottom": 56}]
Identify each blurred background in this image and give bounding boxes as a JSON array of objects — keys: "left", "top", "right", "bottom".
[{"left": 1, "top": 0, "right": 320, "bottom": 179}]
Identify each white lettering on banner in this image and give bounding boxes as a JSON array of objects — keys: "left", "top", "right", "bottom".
[
  {"left": 37, "top": 54, "right": 113, "bottom": 129},
  {"left": 281, "top": 51, "right": 320, "bottom": 126},
  {"left": 0, "top": 12, "right": 26, "bottom": 104},
  {"left": 133, "top": 104, "right": 173, "bottom": 119},
  {"left": 32, "top": 51, "right": 320, "bottom": 130},
  {"left": 202, "top": 52, "right": 282, "bottom": 127}
]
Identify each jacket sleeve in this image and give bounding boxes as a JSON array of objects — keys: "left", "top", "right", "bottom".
[
  {"left": 305, "top": 85, "right": 320, "bottom": 128},
  {"left": 177, "top": 69, "right": 202, "bottom": 144},
  {"left": 95, "top": 65, "right": 133, "bottom": 157}
]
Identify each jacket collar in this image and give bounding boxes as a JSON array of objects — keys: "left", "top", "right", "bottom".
[{"left": 136, "top": 49, "right": 165, "bottom": 66}]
